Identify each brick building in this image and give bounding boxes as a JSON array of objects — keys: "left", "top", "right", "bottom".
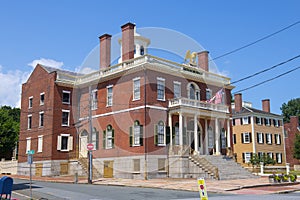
[
  {"left": 232, "top": 93, "right": 286, "bottom": 167},
  {"left": 284, "top": 116, "right": 300, "bottom": 169},
  {"left": 18, "top": 23, "right": 235, "bottom": 179}
]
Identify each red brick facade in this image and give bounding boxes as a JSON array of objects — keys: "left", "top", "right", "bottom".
[{"left": 284, "top": 116, "right": 300, "bottom": 168}]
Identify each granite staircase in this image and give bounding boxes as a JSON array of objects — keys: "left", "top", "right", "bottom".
[
  {"left": 189, "top": 154, "right": 258, "bottom": 180},
  {"left": 78, "top": 157, "right": 102, "bottom": 179}
]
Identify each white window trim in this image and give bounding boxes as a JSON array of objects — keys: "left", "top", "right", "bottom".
[
  {"left": 243, "top": 132, "right": 250, "bottom": 143},
  {"left": 157, "top": 77, "right": 165, "bottom": 101},
  {"left": 57, "top": 133, "right": 73, "bottom": 152},
  {"left": 133, "top": 77, "right": 141, "bottom": 101},
  {"left": 266, "top": 133, "right": 272, "bottom": 144},
  {"left": 106, "top": 85, "right": 113, "bottom": 107},
  {"left": 26, "top": 137, "right": 31, "bottom": 154},
  {"left": 28, "top": 96, "right": 33, "bottom": 108},
  {"left": 38, "top": 135, "right": 43, "bottom": 153},
  {"left": 243, "top": 117, "right": 249, "bottom": 125},
  {"left": 275, "top": 134, "right": 281, "bottom": 145},
  {"left": 173, "top": 81, "right": 181, "bottom": 99},
  {"left": 27, "top": 114, "right": 32, "bottom": 130},
  {"left": 257, "top": 132, "right": 263, "bottom": 144},
  {"left": 62, "top": 90, "right": 71, "bottom": 104},
  {"left": 265, "top": 118, "right": 271, "bottom": 126},
  {"left": 62, "top": 110, "right": 70, "bottom": 127},
  {"left": 40, "top": 92, "right": 45, "bottom": 105},
  {"left": 39, "top": 111, "right": 44, "bottom": 128},
  {"left": 91, "top": 89, "right": 98, "bottom": 110},
  {"left": 157, "top": 121, "right": 166, "bottom": 146},
  {"left": 244, "top": 152, "right": 251, "bottom": 163},
  {"left": 106, "top": 129, "right": 113, "bottom": 149},
  {"left": 256, "top": 117, "right": 262, "bottom": 125},
  {"left": 276, "top": 153, "right": 282, "bottom": 163}
]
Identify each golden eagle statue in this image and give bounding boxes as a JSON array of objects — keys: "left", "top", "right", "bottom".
[{"left": 184, "top": 50, "right": 197, "bottom": 65}]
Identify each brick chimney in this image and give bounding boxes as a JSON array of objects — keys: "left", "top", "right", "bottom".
[
  {"left": 262, "top": 99, "right": 270, "bottom": 113},
  {"left": 99, "top": 34, "right": 112, "bottom": 69},
  {"left": 121, "top": 22, "right": 135, "bottom": 62},
  {"left": 234, "top": 93, "right": 242, "bottom": 113},
  {"left": 197, "top": 51, "right": 209, "bottom": 71}
]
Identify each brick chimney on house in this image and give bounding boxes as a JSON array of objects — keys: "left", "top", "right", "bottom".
[
  {"left": 197, "top": 51, "right": 209, "bottom": 71},
  {"left": 234, "top": 93, "right": 242, "bottom": 113},
  {"left": 121, "top": 22, "right": 135, "bottom": 62},
  {"left": 262, "top": 99, "right": 270, "bottom": 113},
  {"left": 99, "top": 34, "right": 112, "bottom": 69}
]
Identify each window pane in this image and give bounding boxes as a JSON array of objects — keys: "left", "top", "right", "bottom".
[
  {"left": 157, "top": 80, "right": 165, "bottom": 100},
  {"left": 134, "top": 125, "right": 140, "bottom": 145},
  {"left": 61, "top": 136, "right": 68, "bottom": 150},
  {"left": 62, "top": 92, "right": 70, "bottom": 104},
  {"left": 133, "top": 79, "right": 140, "bottom": 100},
  {"left": 157, "top": 123, "right": 164, "bottom": 145},
  {"left": 62, "top": 111, "right": 69, "bottom": 126},
  {"left": 174, "top": 83, "right": 181, "bottom": 98}
]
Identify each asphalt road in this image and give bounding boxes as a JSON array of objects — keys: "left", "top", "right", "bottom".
[{"left": 11, "top": 178, "right": 300, "bottom": 200}]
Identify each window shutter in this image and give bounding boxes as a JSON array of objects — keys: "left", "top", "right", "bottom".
[
  {"left": 103, "top": 130, "right": 106, "bottom": 149},
  {"left": 140, "top": 126, "right": 143, "bottom": 146},
  {"left": 129, "top": 127, "right": 133, "bottom": 147},
  {"left": 112, "top": 129, "right": 115, "bottom": 148},
  {"left": 257, "top": 133, "right": 259, "bottom": 143},
  {"left": 166, "top": 126, "right": 170, "bottom": 144},
  {"left": 241, "top": 133, "right": 244, "bottom": 143},
  {"left": 240, "top": 118, "right": 243, "bottom": 125},
  {"left": 265, "top": 134, "right": 268, "bottom": 143},
  {"left": 262, "top": 133, "right": 264, "bottom": 143},
  {"left": 68, "top": 136, "right": 73, "bottom": 151},
  {"left": 96, "top": 131, "right": 99, "bottom": 150},
  {"left": 172, "top": 127, "right": 175, "bottom": 145},
  {"left": 154, "top": 125, "right": 158, "bottom": 145},
  {"left": 232, "top": 119, "right": 235, "bottom": 126},
  {"left": 248, "top": 116, "right": 251, "bottom": 124},
  {"left": 233, "top": 134, "right": 236, "bottom": 144},
  {"left": 242, "top": 153, "right": 245, "bottom": 163},
  {"left": 279, "top": 134, "right": 281, "bottom": 144},
  {"left": 249, "top": 133, "right": 252, "bottom": 143},
  {"left": 57, "top": 135, "right": 61, "bottom": 150}
]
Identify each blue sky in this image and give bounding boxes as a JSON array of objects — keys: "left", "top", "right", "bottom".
[{"left": 0, "top": 0, "right": 299, "bottom": 114}]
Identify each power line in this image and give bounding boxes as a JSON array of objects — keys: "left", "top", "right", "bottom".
[
  {"left": 233, "top": 66, "right": 300, "bottom": 94},
  {"left": 230, "top": 54, "right": 300, "bottom": 85},
  {"left": 211, "top": 20, "right": 300, "bottom": 61}
]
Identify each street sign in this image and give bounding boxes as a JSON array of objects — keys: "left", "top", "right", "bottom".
[
  {"left": 27, "top": 150, "right": 35, "bottom": 155},
  {"left": 87, "top": 143, "right": 94, "bottom": 150},
  {"left": 27, "top": 154, "right": 33, "bottom": 164},
  {"left": 197, "top": 178, "right": 208, "bottom": 200}
]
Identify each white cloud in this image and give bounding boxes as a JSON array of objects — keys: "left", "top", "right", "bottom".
[
  {"left": 0, "top": 65, "right": 30, "bottom": 108},
  {"left": 75, "top": 66, "right": 96, "bottom": 74},
  {"left": 28, "top": 58, "right": 64, "bottom": 69}
]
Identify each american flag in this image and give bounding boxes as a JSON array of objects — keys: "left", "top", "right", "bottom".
[{"left": 214, "top": 89, "right": 224, "bottom": 104}]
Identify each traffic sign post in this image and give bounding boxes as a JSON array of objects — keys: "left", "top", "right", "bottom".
[
  {"left": 27, "top": 150, "right": 35, "bottom": 200},
  {"left": 197, "top": 178, "right": 208, "bottom": 200}
]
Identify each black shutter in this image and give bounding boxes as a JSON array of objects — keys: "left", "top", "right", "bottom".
[
  {"left": 232, "top": 119, "right": 235, "bottom": 126},
  {"left": 257, "top": 133, "right": 259, "bottom": 143},
  {"left": 248, "top": 116, "right": 251, "bottom": 124},
  {"left": 96, "top": 131, "right": 99, "bottom": 150},
  {"left": 129, "top": 127, "right": 133, "bottom": 147},
  {"left": 140, "top": 126, "right": 143, "bottom": 146},
  {"left": 265, "top": 133, "right": 268, "bottom": 144},
  {"left": 172, "top": 127, "right": 175, "bottom": 145},
  {"left": 166, "top": 126, "right": 170, "bottom": 144},
  {"left": 102, "top": 130, "right": 106, "bottom": 149},
  {"left": 249, "top": 133, "right": 252, "bottom": 143},
  {"left": 233, "top": 134, "right": 236, "bottom": 144},
  {"left": 241, "top": 118, "right": 243, "bottom": 125},
  {"left": 112, "top": 129, "right": 115, "bottom": 148},
  {"left": 241, "top": 133, "right": 244, "bottom": 143},
  {"left": 270, "top": 133, "right": 272, "bottom": 144},
  {"left": 279, "top": 134, "right": 281, "bottom": 144},
  {"left": 154, "top": 125, "right": 158, "bottom": 145},
  {"left": 262, "top": 133, "right": 264, "bottom": 143},
  {"left": 242, "top": 153, "right": 245, "bottom": 163}
]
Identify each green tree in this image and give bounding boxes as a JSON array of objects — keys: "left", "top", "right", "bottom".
[
  {"left": 280, "top": 98, "right": 300, "bottom": 124},
  {"left": 249, "top": 153, "right": 275, "bottom": 167},
  {"left": 0, "top": 106, "right": 20, "bottom": 159},
  {"left": 293, "top": 134, "right": 300, "bottom": 160}
]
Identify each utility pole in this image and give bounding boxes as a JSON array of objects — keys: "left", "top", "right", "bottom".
[{"left": 88, "top": 86, "right": 93, "bottom": 184}]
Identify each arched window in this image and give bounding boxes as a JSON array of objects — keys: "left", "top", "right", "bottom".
[
  {"left": 155, "top": 121, "right": 165, "bottom": 146},
  {"left": 129, "top": 120, "right": 143, "bottom": 147},
  {"left": 92, "top": 127, "right": 99, "bottom": 150},
  {"left": 187, "top": 82, "right": 200, "bottom": 100},
  {"left": 140, "top": 46, "right": 144, "bottom": 55},
  {"left": 103, "top": 125, "right": 114, "bottom": 149}
]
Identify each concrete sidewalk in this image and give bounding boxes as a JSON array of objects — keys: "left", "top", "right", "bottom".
[{"left": 7, "top": 175, "right": 300, "bottom": 195}]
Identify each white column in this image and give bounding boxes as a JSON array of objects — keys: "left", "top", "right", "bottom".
[
  {"left": 227, "top": 119, "right": 231, "bottom": 148},
  {"left": 168, "top": 113, "right": 173, "bottom": 146},
  {"left": 205, "top": 119, "right": 208, "bottom": 155},
  {"left": 215, "top": 118, "right": 220, "bottom": 155},
  {"left": 194, "top": 114, "right": 198, "bottom": 154},
  {"left": 179, "top": 113, "right": 183, "bottom": 146}
]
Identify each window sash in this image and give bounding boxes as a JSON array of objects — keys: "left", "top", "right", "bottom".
[
  {"left": 243, "top": 133, "right": 250, "bottom": 143},
  {"left": 106, "top": 130, "right": 113, "bottom": 148},
  {"left": 62, "top": 91, "right": 70, "bottom": 104},
  {"left": 62, "top": 110, "right": 70, "bottom": 126},
  {"left": 38, "top": 136, "right": 43, "bottom": 152},
  {"left": 29, "top": 97, "right": 33, "bottom": 108},
  {"left": 39, "top": 112, "right": 44, "bottom": 127},
  {"left": 26, "top": 138, "right": 31, "bottom": 153},
  {"left": 257, "top": 133, "right": 263, "bottom": 143},
  {"left": 133, "top": 79, "right": 140, "bottom": 100},
  {"left": 206, "top": 89, "right": 212, "bottom": 100},
  {"left": 157, "top": 124, "right": 165, "bottom": 145},
  {"left": 28, "top": 115, "right": 32, "bottom": 129},
  {"left": 174, "top": 83, "right": 181, "bottom": 98},
  {"left": 107, "top": 87, "right": 113, "bottom": 106},
  {"left": 266, "top": 133, "right": 272, "bottom": 144},
  {"left": 40, "top": 93, "right": 45, "bottom": 105},
  {"left": 244, "top": 152, "right": 251, "bottom": 163},
  {"left": 157, "top": 79, "right": 165, "bottom": 100},
  {"left": 133, "top": 125, "right": 140, "bottom": 146},
  {"left": 92, "top": 90, "right": 98, "bottom": 110}
]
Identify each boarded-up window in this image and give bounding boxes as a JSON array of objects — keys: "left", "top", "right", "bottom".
[
  {"left": 133, "top": 159, "right": 140, "bottom": 172},
  {"left": 158, "top": 158, "right": 166, "bottom": 172}
]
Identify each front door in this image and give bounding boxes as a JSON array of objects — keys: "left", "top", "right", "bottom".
[
  {"left": 103, "top": 161, "right": 114, "bottom": 178},
  {"left": 79, "top": 136, "right": 88, "bottom": 158}
]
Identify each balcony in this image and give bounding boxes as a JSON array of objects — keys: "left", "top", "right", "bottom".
[{"left": 168, "top": 97, "right": 229, "bottom": 113}]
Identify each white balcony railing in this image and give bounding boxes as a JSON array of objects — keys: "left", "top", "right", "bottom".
[{"left": 169, "top": 97, "right": 229, "bottom": 113}]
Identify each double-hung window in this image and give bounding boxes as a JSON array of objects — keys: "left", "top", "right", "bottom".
[
  {"left": 276, "top": 153, "right": 282, "bottom": 163},
  {"left": 91, "top": 90, "right": 98, "bottom": 110},
  {"left": 257, "top": 132, "right": 264, "bottom": 144},
  {"left": 39, "top": 111, "right": 44, "bottom": 127},
  {"left": 266, "top": 133, "right": 272, "bottom": 144},
  {"left": 57, "top": 134, "right": 73, "bottom": 151},
  {"left": 133, "top": 78, "right": 140, "bottom": 100},
  {"left": 206, "top": 89, "right": 212, "bottom": 101},
  {"left": 62, "top": 110, "right": 70, "bottom": 126},
  {"left": 129, "top": 121, "right": 143, "bottom": 147},
  {"left": 40, "top": 92, "right": 45, "bottom": 105},
  {"left": 275, "top": 134, "right": 281, "bottom": 145},
  {"left": 62, "top": 90, "right": 70, "bottom": 104},
  {"left": 107, "top": 85, "right": 113, "bottom": 106},
  {"left": 26, "top": 137, "right": 31, "bottom": 153},
  {"left": 173, "top": 81, "right": 181, "bottom": 99},
  {"left": 157, "top": 78, "right": 165, "bottom": 101},
  {"left": 38, "top": 135, "right": 43, "bottom": 153},
  {"left": 242, "top": 132, "right": 251, "bottom": 143},
  {"left": 28, "top": 114, "right": 32, "bottom": 130},
  {"left": 103, "top": 125, "right": 114, "bottom": 149},
  {"left": 28, "top": 96, "right": 33, "bottom": 108},
  {"left": 155, "top": 121, "right": 165, "bottom": 146},
  {"left": 243, "top": 152, "right": 251, "bottom": 163},
  {"left": 256, "top": 117, "right": 262, "bottom": 125}
]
